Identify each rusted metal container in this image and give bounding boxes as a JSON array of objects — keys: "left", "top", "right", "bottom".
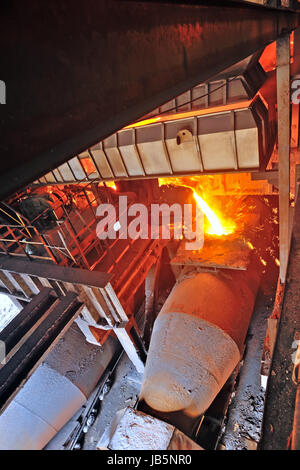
[{"left": 140, "top": 268, "right": 260, "bottom": 417}]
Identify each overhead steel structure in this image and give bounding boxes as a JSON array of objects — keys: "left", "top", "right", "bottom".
[{"left": 0, "top": 0, "right": 298, "bottom": 199}]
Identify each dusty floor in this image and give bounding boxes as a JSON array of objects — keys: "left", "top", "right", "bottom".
[
  {"left": 83, "top": 353, "right": 143, "bottom": 450},
  {"left": 221, "top": 261, "right": 278, "bottom": 449},
  {"left": 221, "top": 290, "right": 274, "bottom": 449},
  {"left": 260, "top": 199, "right": 300, "bottom": 449}
]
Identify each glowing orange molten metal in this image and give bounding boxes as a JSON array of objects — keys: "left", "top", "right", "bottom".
[
  {"left": 193, "top": 191, "right": 235, "bottom": 236},
  {"left": 159, "top": 177, "right": 236, "bottom": 237},
  {"left": 105, "top": 181, "right": 117, "bottom": 191}
]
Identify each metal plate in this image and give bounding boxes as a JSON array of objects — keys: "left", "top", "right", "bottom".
[{"left": 171, "top": 238, "right": 251, "bottom": 270}]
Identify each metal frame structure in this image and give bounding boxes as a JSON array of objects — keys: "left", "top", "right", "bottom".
[
  {"left": 0, "top": 255, "right": 145, "bottom": 373},
  {"left": 277, "top": 34, "right": 293, "bottom": 283}
]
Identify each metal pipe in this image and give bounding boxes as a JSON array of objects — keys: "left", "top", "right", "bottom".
[{"left": 0, "top": 324, "right": 120, "bottom": 450}]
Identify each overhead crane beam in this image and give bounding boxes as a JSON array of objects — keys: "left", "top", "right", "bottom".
[{"left": 0, "top": 1, "right": 298, "bottom": 198}]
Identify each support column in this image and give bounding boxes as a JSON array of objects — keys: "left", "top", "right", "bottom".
[
  {"left": 277, "top": 34, "right": 291, "bottom": 284},
  {"left": 113, "top": 327, "right": 144, "bottom": 374},
  {"left": 143, "top": 255, "right": 161, "bottom": 350}
]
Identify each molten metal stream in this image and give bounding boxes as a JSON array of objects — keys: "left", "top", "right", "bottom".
[
  {"left": 159, "top": 177, "right": 236, "bottom": 237},
  {"left": 192, "top": 191, "right": 235, "bottom": 236}
]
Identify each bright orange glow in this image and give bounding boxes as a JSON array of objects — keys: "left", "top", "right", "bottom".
[
  {"left": 86, "top": 190, "right": 98, "bottom": 207},
  {"left": 159, "top": 173, "right": 273, "bottom": 197},
  {"left": 259, "top": 41, "right": 276, "bottom": 72},
  {"left": 105, "top": 181, "right": 117, "bottom": 191},
  {"left": 260, "top": 257, "right": 267, "bottom": 266},
  {"left": 98, "top": 181, "right": 117, "bottom": 191},
  {"left": 80, "top": 157, "right": 96, "bottom": 176},
  {"left": 291, "top": 31, "right": 294, "bottom": 64},
  {"left": 124, "top": 100, "right": 252, "bottom": 130},
  {"left": 158, "top": 176, "right": 236, "bottom": 238},
  {"left": 259, "top": 35, "right": 294, "bottom": 72},
  {"left": 193, "top": 191, "right": 235, "bottom": 236}
]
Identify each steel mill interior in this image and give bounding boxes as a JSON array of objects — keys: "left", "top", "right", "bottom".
[{"left": 1, "top": 0, "right": 300, "bottom": 452}]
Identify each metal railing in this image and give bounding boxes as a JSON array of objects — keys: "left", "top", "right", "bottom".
[{"left": 0, "top": 178, "right": 114, "bottom": 269}]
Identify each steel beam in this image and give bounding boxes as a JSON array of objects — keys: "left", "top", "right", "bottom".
[
  {"left": 0, "top": 1, "right": 298, "bottom": 199},
  {"left": 0, "top": 255, "right": 111, "bottom": 289},
  {"left": 277, "top": 34, "right": 292, "bottom": 283},
  {"left": 143, "top": 256, "right": 162, "bottom": 350}
]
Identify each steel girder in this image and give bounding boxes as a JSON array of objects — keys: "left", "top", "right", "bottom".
[{"left": 0, "top": 1, "right": 298, "bottom": 198}]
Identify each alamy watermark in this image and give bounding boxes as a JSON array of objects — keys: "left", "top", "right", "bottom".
[
  {"left": 0, "top": 80, "right": 6, "bottom": 105},
  {"left": 0, "top": 340, "right": 6, "bottom": 364},
  {"left": 291, "top": 79, "right": 300, "bottom": 105},
  {"left": 291, "top": 339, "right": 300, "bottom": 365},
  {"left": 96, "top": 196, "right": 204, "bottom": 250}
]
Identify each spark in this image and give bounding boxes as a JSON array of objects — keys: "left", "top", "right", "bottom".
[{"left": 260, "top": 257, "right": 267, "bottom": 266}]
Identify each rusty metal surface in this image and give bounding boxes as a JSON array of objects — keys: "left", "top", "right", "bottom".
[
  {"left": 0, "top": 255, "right": 111, "bottom": 289},
  {"left": 171, "top": 238, "right": 251, "bottom": 270},
  {"left": 231, "top": 0, "right": 298, "bottom": 10},
  {"left": 0, "top": 1, "right": 298, "bottom": 198},
  {"left": 37, "top": 96, "right": 275, "bottom": 184},
  {"left": 35, "top": 57, "right": 274, "bottom": 185},
  {"left": 0, "top": 254, "right": 147, "bottom": 372},
  {"left": 277, "top": 34, "right": 292, "bottom": 284}
]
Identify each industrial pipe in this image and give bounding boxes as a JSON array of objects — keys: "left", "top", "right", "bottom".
[{"left": 0, "top": 324, "right": 120, "bottom": 450}]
